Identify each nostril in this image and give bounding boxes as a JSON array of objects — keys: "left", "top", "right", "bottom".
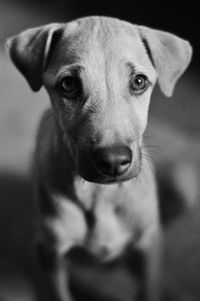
[
  {"left": 120, "top": 155, "right": 131, "bottom": 166},
  {"left": 100, "top": 161, "right": 113, "bottom": 172},
  {"left": 94, "top": 146, "right": 132, "bottom": 177}
]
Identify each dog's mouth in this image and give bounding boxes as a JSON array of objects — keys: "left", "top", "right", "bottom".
[{"left": 76, "top": 146, "right": 142, "bottom": 184}]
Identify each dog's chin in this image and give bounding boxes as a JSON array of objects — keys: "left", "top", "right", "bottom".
[
  {"left": 82, "top": 171, "right": 139, "bottom": 184},
  {"left": 78, "top": 162, "right": 141, "bottom": 184}
]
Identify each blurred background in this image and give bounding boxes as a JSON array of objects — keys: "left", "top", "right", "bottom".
[{"left": 0, "top": 0, "right": 200, "bottom": 300}]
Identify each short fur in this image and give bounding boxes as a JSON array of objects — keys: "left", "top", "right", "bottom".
[{"left": 6, "top": 16, "right": 192, "bottom": 301}]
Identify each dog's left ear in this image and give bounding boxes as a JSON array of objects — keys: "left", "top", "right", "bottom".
[
  {"left": 6, "top": 23, "right": 63, "bottom": 92},
  {"left": 138, "top": 26, "right": 192, "bottom": 97}
]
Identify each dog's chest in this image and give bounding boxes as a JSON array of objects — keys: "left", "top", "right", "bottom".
[
  {"left": 45, "top": 189, "right": 136, "bottom": 257},
  {"left": 46, "top": 177, "right": 157, "bottom": 258}
]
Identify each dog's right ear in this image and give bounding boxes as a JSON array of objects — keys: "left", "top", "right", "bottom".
[
  {"left": 6, "top": 23, "right": 63, "bottom": 92},
  {"left": 138, "top": 26, "right": 192, "bottom": 97}
]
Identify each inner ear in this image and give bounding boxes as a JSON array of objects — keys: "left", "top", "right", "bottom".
[
  {"left": 43, "top": 27, "right": 64, "bottom": 73},
  {"left": 141, "top": 38, "right": 155, "bottom": 69},
  {"left": 6, "top": 24, "right": 64, "bottom": 92},
  {"left": 138, "top": 26, "right": 192, "bottom": 97}
]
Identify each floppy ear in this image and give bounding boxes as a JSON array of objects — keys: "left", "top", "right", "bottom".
[
  {"left": 138, "top": 26, "right": 192, "bottom": 97},
  {"left": 6, "top": 23, "right": 63, "bottom": 92}
]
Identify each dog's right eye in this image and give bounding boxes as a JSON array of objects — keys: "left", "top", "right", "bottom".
[
  {"left": 129, "top": 73, "right": 150, "bottom": 95},
  {"left": 59, "top": 76, "right": 81, "bottom": 98}
]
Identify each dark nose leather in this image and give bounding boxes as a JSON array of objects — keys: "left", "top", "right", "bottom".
[{"left": 94, "top": 146, "right": 132, "bottom": 177}]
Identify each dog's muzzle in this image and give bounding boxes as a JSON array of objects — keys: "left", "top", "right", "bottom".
[
  {"left": 77, "top": 141, "right": 141, "bottom": 184},
  {"left": 93, "top": 146, "right": 132, "bottom": 177}
]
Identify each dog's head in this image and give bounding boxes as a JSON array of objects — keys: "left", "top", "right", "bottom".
[{"left": 7, "top": 16, "right": 192, "bottom": 183}]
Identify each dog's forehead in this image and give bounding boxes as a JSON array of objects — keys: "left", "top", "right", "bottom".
[{"left": 51, "top": 17, "right": 155, "bottom": 73}]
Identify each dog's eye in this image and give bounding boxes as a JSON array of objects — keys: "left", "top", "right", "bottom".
[
  {"left": 59, "top": 76, "right": 81, "bottom": 98},
  {"left": 130, "top": 74, "right": 149, "bottom": 94}
]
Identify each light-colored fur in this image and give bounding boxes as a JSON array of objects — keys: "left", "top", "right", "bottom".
[{"left": 6, "top": 16, "right": 192, "bottom": 301}]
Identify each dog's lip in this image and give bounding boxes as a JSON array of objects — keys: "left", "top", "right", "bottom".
[
  {"left": 81, "top": 166, "right": 141, "bottom": 184},
  {"left": 77, "top": 146, "right": 141, "bottom": 184},
  {"left": 89, "top": 176, "right": 133, "bottom": 185},
  {"left": 93, "top": 159, "right": 142, "bottom": 184}
]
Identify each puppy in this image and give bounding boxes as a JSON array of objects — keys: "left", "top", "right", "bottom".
[{"left": 6, "top": 16, "right": 192, "bottom": 301}]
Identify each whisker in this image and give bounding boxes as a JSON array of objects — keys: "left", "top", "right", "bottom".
[
  {"left": 142, "top": 152, "right": 159, "bottom": 169},
  {"left": 140, "top": 158, "right": 155, "bottom": 178},
  {"left": 142, "top": 144, "right": 160, "bottom": 148},
  {"left": 142, "top": 145, "right": 161, "bottom": 151},
  {"left": 143, "top": 135, "right": 159, "bottom": 141}
]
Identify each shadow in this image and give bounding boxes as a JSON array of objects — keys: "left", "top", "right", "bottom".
[
  {"left": 157, "top": 170, "right": 186, "bottom": 227},
  {"left": 0, "top": 171, "right": 39, "bottom": 300},
  {"left": 0, "top": 171, "right": 36, "bottom": 265}
]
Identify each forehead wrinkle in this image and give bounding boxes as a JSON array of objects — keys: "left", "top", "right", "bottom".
[
  {"left": 50, "top": 18, "right": 134, "bottom": 71},
  {"left": 46, "top": 17, "right": 156, "bottom": 92},
  {"left": 126, "top": 61, "right": 154, "bottom": 77},
  {"left": 82, "top": 32, "right": 125, "bottom": 104}
]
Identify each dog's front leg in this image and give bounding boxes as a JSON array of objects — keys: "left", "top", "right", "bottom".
[
  {"left": 138, "top": 224, "right": 162, "bottom": 301},
  {"left": 36, "top": 240, "right": 73, "bottom": 301},
  {"left": 51, "top": 255, "right": 72, "bottom": 301},
  {"left": 35, "top": 185, "right": 87, "bottom": 301}
]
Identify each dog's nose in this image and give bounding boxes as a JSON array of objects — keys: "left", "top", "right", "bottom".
[{"left": 94, "top": 146, "right": 132, "bottom": 177}]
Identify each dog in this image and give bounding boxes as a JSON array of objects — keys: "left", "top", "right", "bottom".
[{"left": 6, "top": 16, "right": 192, "bottom": 301}]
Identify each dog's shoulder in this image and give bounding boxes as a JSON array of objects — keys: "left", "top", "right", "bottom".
[
  {"left": 35, "top": 108, "right": 58, "bottom": 163},
  {"left": 33, "top": 108, "right": 76, "bottom": 197}
]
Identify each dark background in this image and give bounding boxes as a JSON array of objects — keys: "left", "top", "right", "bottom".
[
  {"left": 6, "top": 0, "right": 200, "bottom": 66},
  {"left": 1, "top": 0, "right": 200, "bottom": 70}
]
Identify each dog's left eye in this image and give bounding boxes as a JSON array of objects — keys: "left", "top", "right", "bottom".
[
  {"left": 59, "top": 76, "right": 81, "bottom": 98},
  {"left": 129, "top": 74, "right": 149, "bottom": 94}
]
